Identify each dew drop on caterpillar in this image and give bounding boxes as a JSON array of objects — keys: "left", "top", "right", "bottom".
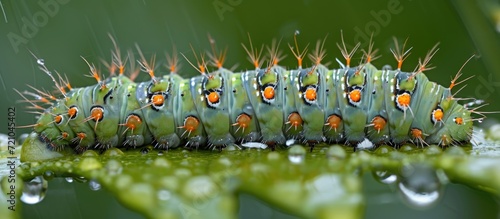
[{"left": 17, "top": 33, "right": 484, "bottom": 153}]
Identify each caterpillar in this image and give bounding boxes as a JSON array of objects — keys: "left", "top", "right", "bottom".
[{"left": 17, "top": 33, "right": 481, "bottom": 152}]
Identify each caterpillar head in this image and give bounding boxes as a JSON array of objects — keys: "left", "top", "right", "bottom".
[
  {"left": 427, "top": 103, "right": 473, "bottom": 146},
  {"left": 34, "top": 110, "right": 70, "bottom": 150},
  {"left": 444, "top": 104, "right": 473, "bottom": 144}
]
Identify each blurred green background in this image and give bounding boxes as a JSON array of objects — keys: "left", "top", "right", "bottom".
[
  {"left": 1, "top": 0, "right": 500, "bottom": 218},
  {"left": 1, "top": 0, "right": 500, "bottom": 132}
]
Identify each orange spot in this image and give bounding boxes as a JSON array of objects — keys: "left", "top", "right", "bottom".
[
  {"left": 325, "top": 115, "right": 342, "bottom": 131},
  {"left": 68, "top": 106, "right": 78, "bottom": 119},
  {"left": 411, "top": 128, "right": 423, "bottom": 139},
  {"left": 305, "top": 88, "right": 317, "bottom": 101},
  {"left": 397, "top": 93, "right": 411, "bottom": 107},
  {"left": 433, "top": 108, "right": 444, "bottom": 122},
  {"left": 233, "top": 113, "right": 251, "bottom": 129},
  {"left": 181, "top": 116, "right": 199, "bottom": 132},
  {"left": 371, "top": 116, "right": 386, "bottom": 131},
  {"left": 152, "top": 94, "right": 164, "bottom": 107},
  {"left": 264, "top": 86, "right": 275, "bottom": 100},
  {"left": 208, "top": 92, "right": 219, "bottom": 104},
  {"left": 287, "top": 112, "right": 303, "bottom": 130},
  {"left": 61, "top": 132, "right": 68, "bottom": 139},
  {"left": 77, "top": 132, "right": 86, "bottom": 140},
  {"left": 454, "top": 117, "right": 463, "bottom": 125},
  {"left": 349, "top": 89, "right": 361, "bottom": 102},
  {"left": 54, "top": 115, "right": 63, "bottom": 124},
  {"left": 124, "top": 114, "right": 142, "bottom": 130},
  {"left": 91, "top": 107, "right": 104, "bottom": 122}
]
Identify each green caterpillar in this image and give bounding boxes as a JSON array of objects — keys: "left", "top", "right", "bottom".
[{"left": 18, "top": 35, "right": 477, "bottom": 152}]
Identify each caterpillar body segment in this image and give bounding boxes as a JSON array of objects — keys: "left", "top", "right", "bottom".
[
  {"left": 173, "top": 74, "right": 207, "bottom": 148},
  {"left": 339, "top": 66, "right": 369, "bottom": 143},
  {"left": 323, "top": 66, "right": 345, "bottom": 143},
  {"left": 382, "top": 70, "right": 416, "bottom": 144},
  {"left": 121, "top": 80, "right": 154, "bottom": 148},
  {"left": 243, "top": 67, "right": 287, "bottom": 145},
  {"left": 363, "top": 65, "right": 389, "bottom": 144},
  {"left": 135, "top": 76, "right": 177, "bottom": 149},
  {"left": 291, "top": 67, "right": 327, "bottom": 143},
  {"left": 64, "top": 88, "right": 96, "bottom": 149},
  {"left": 228, "top": 70, "right": 261, "bottom": 143},
  {"left": 191, "top": 69, "right": 235, "bottom": 147}
]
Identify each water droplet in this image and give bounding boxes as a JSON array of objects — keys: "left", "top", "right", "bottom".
[
  {"left": 182, "top": 176, "right": 217, "bottom": 200},
  {"left": 223, "top": 144, "right": 239, "bottom": 151},
  {"left": 105, "top": 159, "right": 123, "bottom": 175},
  {"left": 357, "top": 138, "right": 374, "bottom": 149},
  {"left": 82, "top": 150, "right": 98, "bottom": 157},
  {"left": 399, "top": 144, "right": 415, "bottom": 152},
  {"left": 478, "top": 118, "right": 484, "bottom": 123},
  {"left": 21, "top": 176, "right": 47, "bottom": 204},
  {"left": 65, "top": 177, "right": 74, "bottom": 183},
  {"left": 267, "top": 151, "right": 281, "bottom": 161},
  {"left": 241, "top": 142, "right": 267, "bottom": 149},
  {"left": 444, "top": 146, "right": 466, "bottom": 156},
  {"left": 103, "top": 148, "right": 124, "bottom": 157},
  {"left": 217, "top": 157, "right": 232, "bottom": 167},
  {"left": 37, "top": 59, "right": 45, "bottom": 66},
  {"left": 153, "top": 157, "right": 171, "bottom": 168},
  {"left": 141, "top": 147, "right": 151, "bottom": 154},
  {"left": 288, "top": 145, "right": 306, "bottom": 164},
  {"left": 174, "top": 168, "right": 192, "bottom": 178},
  {"left": 74, "top": 176, "right": 87, "bottom": 183},
  {"left": 326, "top": 145, "right": 346, "bottom": 160},
  {"left": 398, "top": 182, "right": 440, "bottom": 208},
  {"left": 397, "top": 164, "right": 442, "bottom": 208},
  {"left": 157, "top": 189, "right": 171, "bottom": 201},
  {"left": 424, "top": 145, "right": 442, "bottom": 155},
  {"left": 88, "top": 180, "right": 101, "bottom": 191},
  {"left": 373, "top": 170, "right": 397, "bottom": 184},
  {"left": 78, "top": 157, "right": 102, "bottom": 171},
  {"left": 375, "top": 145, "right": 394, "bottom": 155},
  {"left": 115, "top": 175, "right": 133, "bottom": 191},
  {"left": 43, "top": 171, "right": 54, "bottom": 181}
]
